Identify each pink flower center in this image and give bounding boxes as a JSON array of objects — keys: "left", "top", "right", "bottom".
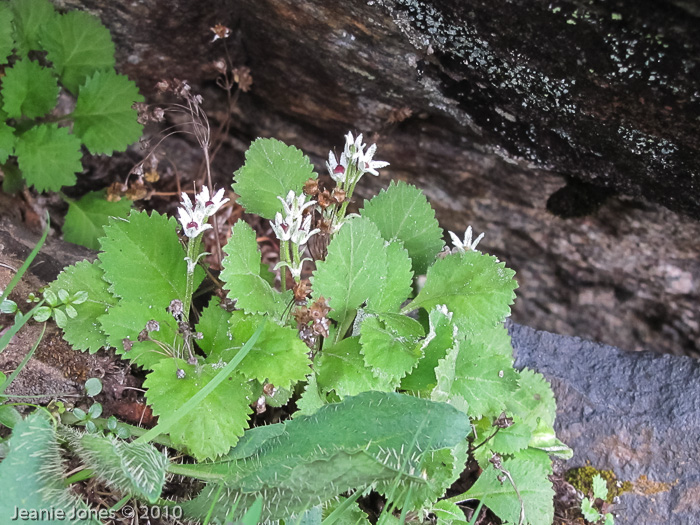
[
  {"left": 187, "top": 221, "right": 198, "bottom": 229},
  {"left": 205, "top": 200, "right": 214, "bottom": 207},
  {"left": 333, "top": 165, "right": 345, "bottom": 175}
]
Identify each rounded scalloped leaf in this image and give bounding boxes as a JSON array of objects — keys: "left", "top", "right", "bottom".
[
  {"left": 1, "top": 58, "right": 59, "bottom": 119},
  {"left": 408, "top": 250, "right": 518, "bottom": 335},
  {"left": 144, "top": 359, "right": 253, "bottom": 460},
  {"left": 72, "top": 70, "right": 144, "bottom": 155},
  {"left": 0, "top": 121, "right": 16, "bottom": 164},
  {"left": 47, "top": 260, "right": 115, "bottom": 353},
  {"left": 63, "top": 190, "right": 132, "bottom": 250},
  {"left": 233, "top": 138, "right": 317, "bottom": 219},
  {"left": 97, "top": 210, "right": 202, "bottom": 310},
  {"left": 42, "top": 10, "right": 116, "bottom": 94},
  {"left": 0, "top": 3, "right": 14, "bottom": 64},
  {"left": 10, "top": 0, "right": 57, "bottom": 56},
  {"left": 15, "top": 124, "right": 82, "bottom": 192},
  {"left": 360, "top": 180, "right": 444, "bottom": 274}
]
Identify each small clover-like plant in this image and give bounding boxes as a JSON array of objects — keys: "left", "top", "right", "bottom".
[
  {"left": 38, "top": 131, "right": 571, "bottom": 523},
  {"left": 0, "top": 0, "right": 143, "bottom": 195}
]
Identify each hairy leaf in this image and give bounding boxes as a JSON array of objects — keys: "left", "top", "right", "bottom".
[
  {"left": 366, "top": 240, "right": 413, "bottom": 313},
  {"left": 99, "top": 301, "right": 180, "bottom": 369},
  {"left": 1, "top": 58, "right": 58, "bottom": 118},
  {"left": 220, "top": 220, "right": 290, "bottom": 317},
  {"left": 407, "top": 251, "right": 518, "bottom": 335},
  {"left": 72, "top": 70, "right": 143, "bottom": 155},
  {"left": 592, "top": 474, "right": 609, "bottom": 501},
  {"left": 0, "top": 121, "right": 15, "bottom": 164},
  {"left": 10, "top": 0, "right": 57, "bottom": 56},
  {"left": 312, "top": 216, "right": 387, "bottom": 323},
  {"left": 471, "top": 416, "right": 532, "bottom": 468},
  {"left": 316, "top": 336, "right": 393, "bottom": 397},
  {"left": 431, "top": 500, "right": 469, "bottom": 524},
  {"left": 42, "top": 10, "right": 115, "bottom": 94},
  {"left": 144, "top": 359, "right": 253, "bottom": 460},
  {"left": 68, "top": 429, "right": 167, "bottom": 503},
  {"left": 181, "top": 392, "right": 471, "bottom": 522},
  {"left": 63, "top": 190, "right": 132, "bottom": 250},
  {"left": 0, "top": 412, "right": 96, "bottom": 522},
  {"left": 432, "top": 336, "right": 519, "bottom": 419},
  {"left": 505, "top": 368, "right": 556, "bottom": 432},
  {"left": 15, "top": 124, "right": 82, "bottom": 191},
  {"left": 295, "top": 373, "right": 326, "bottom": 416},
  {"left": 47, "top": 260, "right": 115, "bottom": 353},
  {"left": 98, "top": 210, "right": 203, "bottom": 310},
  {"left": 233, "top": 137, "right": 316, "bottom": 219},
  {"left": 0, "top": 4, "right": 14, "bottom": 64},
  {"left": 213, "top": 311, "right": 310, "bottom": 389},
  {"left": 463, "top": 448, "right": 554, "bottom": 525},
  {"left": 401, "top": 305, "right": 455, "bottom": 393},
  {"left": 359, "top": 313, "right": 424, "bottom": 384},
  {"left": 195, "top": 297, "right": 233, "bottom": 355},
  {"left": 360, "top": 181, "right": 444, "bottom": 274}
]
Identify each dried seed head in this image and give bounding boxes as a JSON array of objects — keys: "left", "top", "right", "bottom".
[
  {"left": 125, "top": 180, "right": 148, "bottom": 201},
  {"left": 194, "top": 332, "right": 204, "bottom": 340},
  {"left": 332, "top": 188, "right": 346, "bottom": 204},
  {"left": 176, "top": 368, "right": 186, "bottom": 379},
  {"left": 106, "top": 182, "right": 126, "bottom": 202},
  {"left": 232, "top": 66, "right": 253, "bottom": 92},
  {"left": 210, "top": 24, "right": 231, "bottom": 41},
  {"left": 144, "top": 169, "right": 160, "bottom": 183},
  {"left": 303, "top": 178, "right": 319, "bottom": 196},
  {"left": 493, "top": 412, "right": 514, "bottom": 429},
  {"left": 137, "top": 329, "right": 149, "bottom": 342},
  {"left": 187, "top": 356, "right": 198, "bottom": 365},
  {"left": 145, "top": 320, "right": 160, "bottom": 332},
  {"left": 212, "top": 59, "right": 227, "bottom": 74},
  {"left": 168, "top": 299, "right": 184, "bottom": 319},
  {"left": 317, "top": 190, "right": 333, "bottom": 209},
  {"left": 255, "top": 395, "right": 267, "bottom": 414},
  {"left": 293, "top": 280, "right": 312, "bottom": 304},
  {"left": 262, "top": 383, "right": 277, "bottom": 396},
  {"left": 155, "top": 79, "right": 170, "bottom": 93},
  {"left": 122, "top": 338, "right": 133, "bottom": 352}
]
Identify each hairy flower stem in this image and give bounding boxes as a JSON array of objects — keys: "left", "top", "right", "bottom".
[
  {"left": 280, "top": 240, "right": 289, "bottom": 291},
  {"left": 183, "top": 236, "right": 203, "bottom": 318}
]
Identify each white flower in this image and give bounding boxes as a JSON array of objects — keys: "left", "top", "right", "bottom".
[
  {"left": 356, "top": 143, "right": 389, "bottom": 176},
  {"left": 196, "top": 186, "right": 230, "bottom": 217},
  {"left": 270, "top": 211, "right": 293, "bottom": 241},
  {"left": 448, "top": 226, "right": 485, "bottom": 252},
  {"left": 326, "top": 151, "right": 349, "bottom": 183},
  {"left": 278, "top": 191, "right": 315, "bottom": 220},
  {"left": 291, "top": 214, "right": 320, "bottom": 246},
  {"left": 178, "top": 207, "right": 212, "bottom": 238},
  {"left": 344, "top": 132, "right": 366, "bottom": 160},
  {"left": 274, "top": 257, "right": 312, "bottom": 281}
]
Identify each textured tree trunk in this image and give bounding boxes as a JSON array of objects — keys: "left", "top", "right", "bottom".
[{"left": 55, "top": 0, "right": 699, "bottom": 356}]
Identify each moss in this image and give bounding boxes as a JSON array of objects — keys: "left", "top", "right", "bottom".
[{"left": 566, "top": 466, "right": 633, "bottom": 503}]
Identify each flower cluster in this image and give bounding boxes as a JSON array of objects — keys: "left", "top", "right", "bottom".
[
  {"left": 326, "top": 132, "right": 389, "bottom": 186},
  {"left": 270, "top": 191, "right": 320, "bottom": 246},
  {"left": 177, "top": 186, "right": 230, "bottom": 238}
]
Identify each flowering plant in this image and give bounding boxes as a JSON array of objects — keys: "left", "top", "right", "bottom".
[{"left": 24, "top": 132, "right": 569, "bottom": 524}]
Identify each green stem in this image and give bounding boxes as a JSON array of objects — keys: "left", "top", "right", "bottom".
[
  {"left": 183, "top": 236, "right": 202, "bottom": 317},
  {"left": 0, "top": 302, "right": 45, "bottom": 356},
  {"left": 467, "top": 500, "right": 484, "bottom": 525},
  {"left": 280, "top": 240, "right": 289, "bottom": 291},
  {"left": 166, "top": 462, "right": 226, "bottom": 482}
]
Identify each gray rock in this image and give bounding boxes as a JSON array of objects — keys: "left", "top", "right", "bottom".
[{"left": 511, "top": 322, "right": 700, "bottom": 525}]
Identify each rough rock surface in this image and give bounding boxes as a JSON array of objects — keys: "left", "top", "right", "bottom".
[
  {"left": 512, "top": 322, "right": 700, "bottom": 525},
  {"left": 55, "top": 0, "right": 699, "bottom": 356}
]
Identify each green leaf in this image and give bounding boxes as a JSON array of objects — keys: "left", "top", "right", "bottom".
[
  {"left": 471, "top": 416, "right": 531, "bottom": 468},
  {"left": 181, "top": 392, "right": 471, "bottom": 522},
  {"left": 401, "top": 305, "right": 455, "bottom": 393},
  {"left": 72, "top": 70, "right": 144, "bottom": 155},
  {"left": 359, "top": 312, "right": 424, "bottom": 384},
  {"left": 366, "top": 240, "right": 414, "bottom": 313},
  {"left": 220, "top": 220, "right": 290, "bottom": 317},
  {"left": 295, "top": 373, "right": 327, "bottom": 416},
  {"left": 42, "top": 10, "right": 116, "bottom": 94},
  {"left": 46, "top": 260, "right": 116, "bottom": 353},
  {"left": 316, "top": 336, "right": 393, "bottom": 397},
  {"left": 505, "top": 368, "right": 556, "bottom": 432},
  {"left": 99, "top": 301, "right": 180, "bottom": 369},
  {"left": 98, "top": 210, "right": 203, "bottom": 310},
  {"left": 0, "top": 3, "right": 13, "bottom": 64},
  {"left": 323, "top": 497, "right": 371, "bottom": 525},
  {"left": 84, "top": 377, "right": 102, "bottom": 397},
  {"left": 63, "top": 190, "right": 132, "bottom": 250},
  {"left": 233, "top": 137, "right": 316, "bottom": 219},
  {"left": 0, "top": 412, "right": 96, "bottom": 522},
  {"left": 195, "top": 297, "right": 233, "bottom": 355},
  {"left": 68, "top": 429, "right": 167, "bottom": 503},
  {"left": 360, "top": 181, "right": 444, "bottom": 274},
  {"left": 463, "top": 449, "right": 554, "bottom": 525},
  {"left": 432, "top": 336, "right": 518, "bottom": 419},
  {"left": 312, "top": 216, "right": 387, "bottom": 323},
  {"left": 592, "top": 474, "right": 609, "bottom": 501},
  {"left": 15, "top": 123, "right": 83, "bottom": 192},
  {"left": 581, "top": 498, "right": 601, "bottom": 522},
  {"left": 407, "top": 251, "right": 518, "bottom": 335},
  {"left": 214, "top": 311, "right": 310, "bottom": 389},
  {"left": 144, "top": 359, "right": 253, "bottom": 460},
  {"left": 1, "top": 58, "right": 58, "bottom": 119},
  {"left": 10, "top": 0, "right": 57, "bottom": 56},
  {"left": 431, "top": 500, "right": 469, "bottom": 524}
]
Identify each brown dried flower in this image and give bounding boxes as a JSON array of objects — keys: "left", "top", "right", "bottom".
[
  {"left": 106, "top": 182, "right": 126, "bottom": 202},
  {"left": 232, "top": 66, "right": 253, "bottom": 92},
  {"left": 303, "top": 178, "right": 319, "bottom": 196},
  {"left": 210, "top": 24, "right": 231, "bottom": 41}
]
